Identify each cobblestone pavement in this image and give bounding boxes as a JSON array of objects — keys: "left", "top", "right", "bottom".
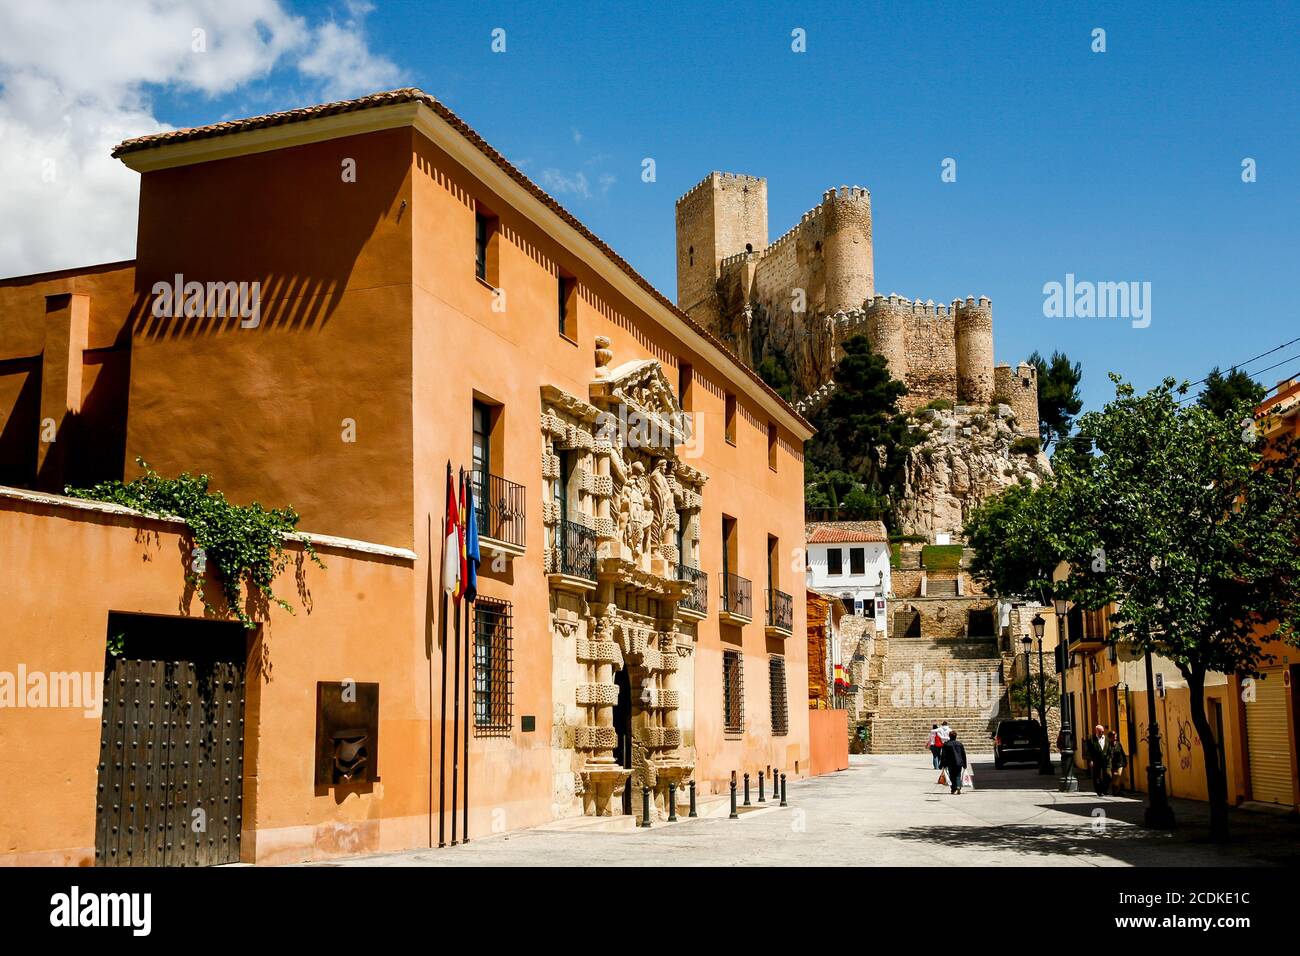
[{"left": 311, "top": 754, "right": 1300, "bottom": 867}]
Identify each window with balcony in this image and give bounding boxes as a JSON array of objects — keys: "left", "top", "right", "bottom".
[{"left": 472, "top": 397, "right": 525, "bottom": 553}]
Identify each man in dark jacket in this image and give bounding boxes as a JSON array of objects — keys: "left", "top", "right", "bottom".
[
  {"left": 1085, "top": 724, "right": 1113, "bottom": 795},
  {"left": 941, "top": 731, "right": 968, "bottom": 794}
]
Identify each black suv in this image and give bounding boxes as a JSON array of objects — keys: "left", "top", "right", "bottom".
[{"left": 993, "top": 719, "right": 1044, "bottom": 768}]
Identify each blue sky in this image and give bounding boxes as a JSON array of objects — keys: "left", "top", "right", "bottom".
[{"left": 12, "top": 1, "right": 1299, "bottom": 412}]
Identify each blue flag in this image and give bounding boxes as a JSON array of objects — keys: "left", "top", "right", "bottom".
[{"left": 464, "top": 475, "right": 481, "bottom": 602}]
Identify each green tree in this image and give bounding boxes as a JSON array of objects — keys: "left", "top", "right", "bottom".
[
  {"left": 981, "top": 376, "right": 1300, "bottom": 841},
  {"left": 807, "top": 335, "right": 916, "bottom": 519},
  {"left": 965, "top": 480, "right": 1062, "bottom": 603},
  {"left": 756, "top": 351, "right": 795, "bottom": 402},
  {"left": 1028, "top": 350, "right": 1083, "bottom": 451},
  {"left": 1196, "top": 366, "right": 1265, "bottom": 420}
]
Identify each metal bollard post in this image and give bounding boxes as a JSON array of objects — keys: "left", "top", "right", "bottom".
[
  {"left": 642, "top": 785, "right": 652, "bottom": 828},
  {"left": 668, "top": 782, "right": 678, "bottom": 822},
  {"left": 758, "top": 769, "right": 766, "bottom": 803},
  {"left": 743, "top": 772, "right": 751, "bottom": 807},
  {"left": 689, "top": 779, "right": 698, "bottom": 818},
  {"left": 780, "top": 772, "right": 788, "bottom": 807},
  {"left": 729, "top": 774, "right": 738, "bottom": 819}
]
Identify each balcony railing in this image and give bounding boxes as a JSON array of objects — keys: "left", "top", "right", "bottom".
[
  {"left": 719, "top": 572, "right": 752, "bottom": 622},
  {"left": 472, "top": 470, "right": 526, "bottom": 552},
  {"left": 677, "top": 564, "right": 708, "bottom": 615},
  {"left": 766, "top": 588, "right": 793, "bottom": 634},
  {"left": 555, "top": 519, "right": 596, "bottom": 582}
]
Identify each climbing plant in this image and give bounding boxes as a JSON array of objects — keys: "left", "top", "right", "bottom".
[{"left": 66, "top": 459, "right": 323, "bottom": 628}]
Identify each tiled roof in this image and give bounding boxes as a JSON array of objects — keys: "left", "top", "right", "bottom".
[
  {"left": 806, "top": 521, "right": 889, "bottom": 544},
  {"left": 111, "top": 89, "right": 811, "bottom": 433}
]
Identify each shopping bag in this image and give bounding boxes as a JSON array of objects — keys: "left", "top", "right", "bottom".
[
  {"left": 961, "top": 768, "right": 974, "bottom": 790},
  {"left": 937, "top": 769, "right": 948, "bottom": 785}
]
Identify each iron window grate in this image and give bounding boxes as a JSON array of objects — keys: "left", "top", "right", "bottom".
[
  {"left": 770, "top": 656, "right": 789, "bottom": 737},
  {"left": 474, "top": 598, "right": 513, "bottom": 737},
  {"left": 723, "top": 649, "right": 744, "bottom": 735}
]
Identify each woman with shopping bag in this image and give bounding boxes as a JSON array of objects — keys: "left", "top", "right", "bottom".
[
  {"left": 940, "top": 731, "right": 968, "bottom": 794},
  {"left": 928, "top": 724, "right": 944, "bottom": 769}
]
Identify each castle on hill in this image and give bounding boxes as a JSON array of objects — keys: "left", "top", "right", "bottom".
[{"left": 673, "top": 171, "right": 1038, "bottom": 428}]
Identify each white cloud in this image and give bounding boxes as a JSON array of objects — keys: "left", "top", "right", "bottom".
[
  {"left": 540, "top": 168, "right": 616, "bottom": 201},
  {"left": 0, "top": 0, "right": 400, "bottom": 276}
]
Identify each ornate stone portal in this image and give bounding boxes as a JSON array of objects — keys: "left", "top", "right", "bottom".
[{"left": 542, "top": 336, "right": 707, "bottom": 819}]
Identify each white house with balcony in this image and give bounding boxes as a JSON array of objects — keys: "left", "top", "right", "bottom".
[{"left": 805, "top": 522, "right": 891, "bottom": 626}]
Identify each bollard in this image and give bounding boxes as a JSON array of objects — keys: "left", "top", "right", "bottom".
[
  {"left": 758, "top": 769, "right": 766, "bottom": 803},
  {"left": 642, "top": 785, "right": 652, "bottom": 828},
  {"left": 780, "top": 772, "right": 788, "bottom": 807},
  {"left": 668, "top": 782, "right": 678, "bottom": 822},
  {"left": 729, "top": 776, "right": 738, "bottom": 819},
  {"left": 743, "top": 772, "right": 751, "bottom": 807},
  {"left": 688, "top": 779, "right": 698, "bottom": 818}
]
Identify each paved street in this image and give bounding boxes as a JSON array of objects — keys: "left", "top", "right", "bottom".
[{"left": 313, "top": 755, "right": 1300, "bottom": 867}]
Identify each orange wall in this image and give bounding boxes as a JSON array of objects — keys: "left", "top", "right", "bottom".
[
  {"left": 0, "top": 496, "right": 425, "bottom": 865},
  {"left": 809, "top": 708, "right": 849, "bottom": 775}
]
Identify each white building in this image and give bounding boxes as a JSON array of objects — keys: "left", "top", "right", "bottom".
[{"left": 805, "top": 522, "right": 891, "bottom": 626}]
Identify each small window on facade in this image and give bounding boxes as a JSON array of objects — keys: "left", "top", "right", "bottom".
[
  {"left": 769, "top": 656, "right": 788, "bottom": 737},
  {"left": 767, "top": 422, "right": 778, "bottom": 470},
  {"left": 474, "top": 598, "right": 513, "bottom": 737},
  {"left": 688, "top": 245, "right": 694, "bottom": 267},
  {"left": 724, "top": 392, "right": 737, "bottom": 445},
  {"left": 827, "top": 548, "right": 843, "bottom": 576},
  {"left": 723, "top": 649, "right": 743, "bottom": 734},
  {"left": 850, "top": 547, "right": 866, "bottom": 576},
  {"left": 558, "top": 272, "right": 577, "bottom": 340},
  {"left": 475, "top": 208, "right": 500, "bottom": 284}
]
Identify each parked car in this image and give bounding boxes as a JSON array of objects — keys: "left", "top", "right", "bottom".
[{"left": 993, "top": 718, "right": 1044, "bottom": 768}]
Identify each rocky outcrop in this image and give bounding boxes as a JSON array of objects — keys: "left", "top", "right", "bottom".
[{"left": 895, "top": 403, "right": 1050, "bottom": 538}]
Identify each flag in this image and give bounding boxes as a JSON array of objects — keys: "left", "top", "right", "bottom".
[
  {"left": 463, "top": 474, "right": 480, "bottom": 602},
  {"left": 442, "top": 465, "right": 460, "bottom": 596},
  {"left": 456, "top": 469, "right": 468, "bottom": 601}
]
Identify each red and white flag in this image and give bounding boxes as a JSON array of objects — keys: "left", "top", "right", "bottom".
[{"left": 443, "top": 466, "right": 461, "bottom": 596}]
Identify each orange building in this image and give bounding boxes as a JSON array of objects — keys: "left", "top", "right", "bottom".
[{"left": 0, "top": 89, "right": 820, "bottom": 865}]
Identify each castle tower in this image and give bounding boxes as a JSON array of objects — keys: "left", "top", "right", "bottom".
[
  {"left": 864, "top": 294, "right": 908, "bottom": 385},
  {"left": 820, "top": 186, "right": 874, "bottom": 313},
  {"left": 954, "top": 295, "right": 995, "bottom": 405},
  {"left": 675, "top": 172, "right": 768, "bottom": 330}
]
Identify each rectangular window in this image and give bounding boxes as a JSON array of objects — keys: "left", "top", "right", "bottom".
[
  {"left": 723, "top": 650, "right": 744, "bottom": 734},
  {"left": 770, "top": 656, "right": 789, "bottom": 737},
  {"left": 827, "top": 548, "right": 843, "bottom": 576},
  {"left": 558, "top": 272, "right": 577, "bottom": 340},
  {"left": 678, "top": 363, "right": 693, "bottom": 411},
  {"left": 724, "top": 392, "right": 737, "bottom": 445},
  {"left": 767, "top": 534, "right": 778, "bottom": 592},
  {"left": 475, "top": 208, "right": 500, "bottom": 285},
  {"left": 767, "top": 422, "right": 778, "bottom": 471},
  {"left": 850, "top": 547, "right": 866, "bottom": 576},
  {"left": 474, "top": 598, "right": 513, "bottom": 736},
  {"left": 472, "top": 400, "right": 493, "bottom": 480},
  {"left": 722, "top": 515, "right": 737, "bottom": 579}
]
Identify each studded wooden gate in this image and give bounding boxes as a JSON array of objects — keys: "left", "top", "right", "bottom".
[{"left": 95, "top": 617, "right": 246, "bottom": 867}]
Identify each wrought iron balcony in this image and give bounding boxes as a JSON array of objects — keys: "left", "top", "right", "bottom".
[
  {"left": 472, "top": 470, "right": 526, "bottom": 555},
  {"left": 677, "top": 564, "right": 707, "bottom": 617},
  {"left": 719, "top": 571, "right": 752, "bottom": 624},
  {"left": 554, "top": 519, "right": 596, "bottom": 583},
  {"left": 766, "top": 588, "right": 793, "bottom": 635}
]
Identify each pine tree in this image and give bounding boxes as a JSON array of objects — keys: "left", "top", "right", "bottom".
[{"left": 1028, "top": 350, "right": 1083, "bottom": 451}]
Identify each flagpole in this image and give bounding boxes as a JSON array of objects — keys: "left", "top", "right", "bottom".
[
  {"left": 437, "top": 462, "right": 450, "bottom": 849},
  {"left": 463, "top": 590, "right": 471, "bottom": 843},
  {"left": 450, "top": 467, "right": 464, "bottom": 845}
]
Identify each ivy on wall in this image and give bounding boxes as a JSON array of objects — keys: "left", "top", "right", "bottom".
[{"left": 66, "top": 459, "right": 323, "bottom": 628}]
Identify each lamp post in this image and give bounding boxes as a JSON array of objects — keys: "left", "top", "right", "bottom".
[
  {"left": 1031, "top": 614, "right": 1053, "bottom": 774},
  {"left": 1142, "top": 645, "right": 1176, "bottom": 828},
  {"left": 1020, "top": 635, "right": 1033, "bottom": 719},
  {"left": 1054, "top": 598, "right": 1078, "bottom": 792}
]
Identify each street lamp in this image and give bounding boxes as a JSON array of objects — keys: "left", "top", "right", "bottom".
[
  {"left": 1054, "top": 598, "right": 1078, "bottom": 792},
  {"left": 1020, "top": 635, "right": 1033, "bottom": 719},
  {"left": 1142, "top": 645, "right": 1176, "bottom": 828},
  {"left": 1031, "top": 614, "right": 1053, "bottom": 775}
]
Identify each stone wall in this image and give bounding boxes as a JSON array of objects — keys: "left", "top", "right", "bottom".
[{"left": 994, "top": 362, "right": 1040, "bottom": 437}]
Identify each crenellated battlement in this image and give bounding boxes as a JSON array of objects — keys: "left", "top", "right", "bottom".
[
  {"left": 675, "top": 170, "right": 767, "bottom": 206},
  {"left": 822, "top": 184, "right": 871, "bottom": 204}
]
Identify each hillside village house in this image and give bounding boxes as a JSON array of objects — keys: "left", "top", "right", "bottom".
[
  {"left": 0, "top": 89, "right": 822, "bottom": 866},
  {"left": 804, "top": 521, "right": 891, "bottom": 625}
]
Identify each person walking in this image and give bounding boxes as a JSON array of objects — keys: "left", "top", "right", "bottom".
[
  {"left": 1086, "top": 724, "right": 1113, "bottom": 796},
  {"left": 928, "top": 723, "right": 943, "bottom": 769},
  {"left": 940, "top": 730, "right": 968, "bottom": 795},
  {"left": 1107, "top": 730, "right": 1128, "bottom": 796}
]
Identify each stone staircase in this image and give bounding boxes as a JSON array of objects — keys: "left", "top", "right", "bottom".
[{"left": 869, "top": 637, "right": 1008, "bottom": 754}]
